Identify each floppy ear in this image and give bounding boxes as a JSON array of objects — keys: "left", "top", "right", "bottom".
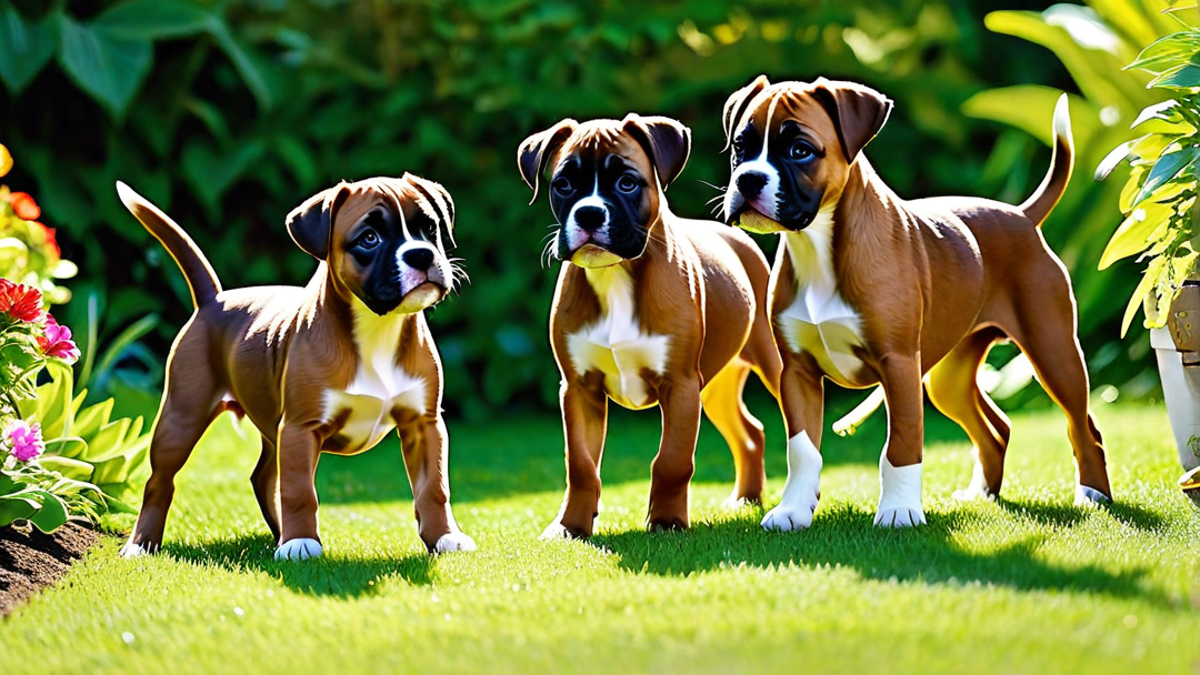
[
  {"left": 622, "top": 114, "right": 692, "bottom": 191},
  {"left": 809, "top": 77, "right": 893, "bottom": 162},
  {"left": 722, "top": 74, "right": 770, "bottom": 151},
  {"left": 286, "top": 183, "right": 349, "bottom": 260},
  {"left": 517, "top": 119, "right": 578, "bottom": 203},
  {"left": 406, "top": 173, "right": 457, "bottom": 249}
]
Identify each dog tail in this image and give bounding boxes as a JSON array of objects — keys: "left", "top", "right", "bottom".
[
  {"left": 1018, "top": 94, "right": 1074, "bottom": 228},
  {"left": 116, "top": 181, "right": 222, "bottom": 308}
]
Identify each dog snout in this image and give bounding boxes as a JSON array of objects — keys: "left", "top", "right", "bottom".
[
  {"left": 574, "top": 206, "right": 607, "bottom": 233},
  {"left": 736, "top": 171, "right": 768, "bottom": 200},
  {"left": 402, "top": 248, "right": 435, "bottom": 271}
]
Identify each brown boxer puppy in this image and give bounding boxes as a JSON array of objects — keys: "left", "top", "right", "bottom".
[
  {"left": 720, "top": 76, "right": 1112, "bottom": 530},
  {"left": 518, "top": 114, "right": 783, "bottom": 538},
  {"left": 115, "top": 176, "right": 476, "bottom": 559}
]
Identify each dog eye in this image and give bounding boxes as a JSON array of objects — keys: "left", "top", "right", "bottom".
[
  {"left": 357, "top": 230, "right": 380, "bottom": 249},
  {"left": 552, "top": 178, "right": 574, "bottom": 197},
  {"left": 732, "top": 134, "right": 745, "bottom": 155},
  {"left": 789, "top": 141, "right": 815, "bottom": 161},
  {"left": 616, "top": 175, "right": 639, "bottom": 194}
]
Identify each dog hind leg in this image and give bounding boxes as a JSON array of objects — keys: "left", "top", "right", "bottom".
[
  {"left": 925, "top": 328, "right": 1012, "bottom": 500},
  {"left": 120, "top": 326, "right": 223, "bottom": 557},
  {"left": 1006, "top": 275, "right": 1112, "bottom": 504},
  {"left": 702, "top": 360, "right": 766, "bottom": 506},
  {"left": 251, "top": 434, "right": 281, "bottom": 541}
]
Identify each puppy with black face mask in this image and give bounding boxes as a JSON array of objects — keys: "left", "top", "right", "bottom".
[
  {"left": 518, "top": 114, "right": 782, "bottom": 538},
  {"left": 115, "top": 175, "right": 476, "bottom": 560}
]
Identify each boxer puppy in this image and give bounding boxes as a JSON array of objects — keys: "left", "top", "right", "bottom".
[
  {"left": 720, "top": 76, "right": 1112, "bottom": 530},
  {"left": 115, "top": 175, "right": 476, "bottom": 559},
  {"left": 518, "top": 114, "right": 783, "bottom": 538}
]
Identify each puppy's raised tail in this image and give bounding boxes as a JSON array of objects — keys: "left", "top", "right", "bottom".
[
  {"left": 116, "top": 181, "right": 222, "bottom": 308},
  {"left": 1018, "top": 94, "right": 1074, "bottom": 228}
]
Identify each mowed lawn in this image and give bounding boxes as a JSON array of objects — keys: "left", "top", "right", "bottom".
[{"left": 1, "top": 393, "right": 1197, "bottom": 674}]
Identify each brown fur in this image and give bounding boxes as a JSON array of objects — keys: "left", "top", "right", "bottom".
[
  {"left": 724, "top": 77, "right": 1111, "bottom": 506},
  {"left": 115, "top": 177, "right": 469, "bottom": 556},
  {"left": 520, "top": 117, "right": 783, "bottom": 537}
]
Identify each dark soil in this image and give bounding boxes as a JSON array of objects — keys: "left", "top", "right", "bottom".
[{"left": 0, "top": 522, "right": 97, "bottom": 617}]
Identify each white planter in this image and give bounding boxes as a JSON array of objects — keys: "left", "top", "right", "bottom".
[{"left": 1150, "top": 326, "right": 1200, "bottom": 472}]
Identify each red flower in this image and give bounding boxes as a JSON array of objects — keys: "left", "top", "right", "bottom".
[
  {"left": 37, "top": 314, "right": 79, "bottom": 363},
  {"left": 8, "top": 192, "right": 40, "bottom": 221},
  {"left": 0, "top": 279, "right": 44, "bottom": 323}
]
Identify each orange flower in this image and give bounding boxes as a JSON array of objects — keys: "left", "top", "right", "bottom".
[
  {"left": 0, "top": 144, "right": 11, "bottom": 178},
  {"left": 8, "top": 192, "right": 40, "bottom": 221},
  {"left": 33, "top": 222, "right": 60, "bottom": 257}
]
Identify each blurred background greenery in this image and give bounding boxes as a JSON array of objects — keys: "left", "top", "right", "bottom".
[{"left": 0, "top": 0, "right": 1189, "bottom": 420}]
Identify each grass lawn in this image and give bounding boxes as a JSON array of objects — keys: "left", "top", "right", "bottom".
[{"left": 1, "top": 394, "right": 1197, "bottom": 674}]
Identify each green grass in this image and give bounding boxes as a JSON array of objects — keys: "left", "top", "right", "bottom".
[{"left": 2, "top": 396, "right": 1197, "bottom": 674}]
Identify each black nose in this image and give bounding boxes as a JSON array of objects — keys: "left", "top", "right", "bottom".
[
  {"left": 574, "top": 206, "right": 607, "bottom": 232},
  {"left": 736, "top": 171, "right": 767, "bottom": 200},
  {"left": 402, "top": 248, "right": 435, "bottom": 271}
]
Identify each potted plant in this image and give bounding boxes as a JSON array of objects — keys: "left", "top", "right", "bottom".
[{"left": 1096, "top": 26, "right": 1200, "bottom": 500}]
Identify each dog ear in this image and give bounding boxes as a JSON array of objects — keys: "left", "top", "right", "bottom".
[
  {"left": 518, "top": 119, "right": 578, "bottom": 204},
  {"left": 405, "top": 173, "right": 457, "bottom": 249},
  {"left": 722, "top": 74, "right": 770, "bottom": 151},
  {"left": 810, "top": 78, "right": 893, "bottom": 162},
  {"left": 622, "top": 114, "right": 692, "bottom": 191},
  {"left": 286, "top": 183, "right": 349, "bottom": 260}
]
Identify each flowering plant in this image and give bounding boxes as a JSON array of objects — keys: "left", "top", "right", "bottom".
[{"left": 0, "top": 142, "right": 75, "bottom": 305}]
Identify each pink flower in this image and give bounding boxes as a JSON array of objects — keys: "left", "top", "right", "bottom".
[
  {"left": 4, "top": 420, "right": 44, "bottom": 462},
  {"left": 0, "top": 278, "right": 44, "bottom": 323},
  {"left": 37, "top": 315, "right": 79, "bottom": 363}
]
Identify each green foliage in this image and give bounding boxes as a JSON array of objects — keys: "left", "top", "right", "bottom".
[
  {"left": 0, "top": 0, "right": 1104, "bottom": 416},
  {"left": 18, "top": 362, "right": 150, "bottom": 507},
  {"left": 1096, "top": 27, "right": 1200, "bottom": 334}
]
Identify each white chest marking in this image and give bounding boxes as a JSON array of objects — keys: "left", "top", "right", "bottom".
[
  {"left": 776, "top": 203, "right": 867, "bottom": 384},
  {"left": 323, "top": 302, "right": 427, "bottom": 453},
  {"left": 565, "top": 265, "right": 671, "bottom": 410}
]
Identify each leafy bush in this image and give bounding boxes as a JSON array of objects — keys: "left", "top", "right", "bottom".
[
  {"left": 1096, "top": 27, "right": 1200, "bottom": 332},
  {"left": 1, "top": 0, "right": 1088, "bottom": 417}
]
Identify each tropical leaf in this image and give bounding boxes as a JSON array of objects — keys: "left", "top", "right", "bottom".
[
  {"left": 0, "top": 5, "right": 57, "bottom": 93},
  {"left": 56, "top": 15, "right": 153, "bottom": 119},
  {"left": 91, "top": 0, "right": 216, "bottom": 41}
]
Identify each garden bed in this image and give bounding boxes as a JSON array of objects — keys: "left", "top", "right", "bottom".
[{"left": 0, "top": 522, "right": 96, "bottom": 616}]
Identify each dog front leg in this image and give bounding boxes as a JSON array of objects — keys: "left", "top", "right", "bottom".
[
  {"left": 274, "top": 424, "right": 324, "bottom": 560},
  {"left": 542, "top": 380, "right": 608, "bottom": 539},
  {"left": 400, "top": 415, "right": 476, "bottom": 554},
  {"left": 875, "top": 353, "right": 927, "bottom": 527},
  {"left": 647, "top": 378, "right": 702, "bottom": 531},
  {"left": 762, "top": 351, "right": 825, "bottom": 531}
]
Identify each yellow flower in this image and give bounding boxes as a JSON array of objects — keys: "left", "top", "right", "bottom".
[{"left": 0, "top": 144, "right": 11, "bottom": 178}]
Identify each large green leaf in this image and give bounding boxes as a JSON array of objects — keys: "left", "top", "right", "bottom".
[
  {"left": 1148, "top": 63, "right": 1200, "bottom": 89},
  {"left": 1133, "top": 146, "right": 1196, "bottom": 205},
  {"left": 1126, "top": 31, "right": 1200, "bottom": 74},
  {"left": 1098, "top": 203, "right": 1169, "bottom": 268},
  {"left": 962, "top": 86, "right": 1098, "bottom": 147},
  {"left": 0, "top": 493, "right": 39, "bottom": 528},
  {"left": 38, "top": 455, "right": 94, "bottom": 482},
  {"left": 43, "top": 436, "right": 88, "bottom": 460},
  {"left": 0, "top": 5, "right": 57, "bottom": 92},
  {"left": 56, "top": 15, "right": 152, "bottom": 119},
  {"left": 92, "top": 0, "right": 215, "bottom": 41},
  {"left": 25, "top": 490, "right": 68, "bottom": 533}
]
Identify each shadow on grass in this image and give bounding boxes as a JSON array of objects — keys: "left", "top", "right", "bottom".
[
  {"left": 592, "top": 502, "right": 1169, "bottom": 606},
  {"left": 164, "top": 534, "right": 434, "bottom": 597},
  {"left": 997, "top": 497, "right": 1167, "bottom": 532}
]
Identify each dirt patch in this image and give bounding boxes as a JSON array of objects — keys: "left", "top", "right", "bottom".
[{"left": 0, "top": 523, "right": 97, "bottom": 617}]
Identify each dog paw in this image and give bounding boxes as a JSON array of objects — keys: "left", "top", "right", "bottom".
[
  {"left": 434, "top": 531, "right": 477, "bottom": 553},
  {"left": 952, "top": 463, "right": 995, "bottom": 502},
  {"left": 539, "top": 522, "right": 589, "bottom": 541},
  {"left": 1074, "top": 485, "right": 1111, "bottom": 507},
  {"left": 721, "top": 494, "right": 760, "bottom": 510},
  {"left": 274, "top": 538, "right": 323, "bottom": 561},
  {"left": 119, "top": 540, "right": 156, "bottom": 558},
  {"left": 761, "top": 492, "right": 818, "bottom": 531},
  {"left": 874, "top": 506, "right": 927, "bottom": 528}
]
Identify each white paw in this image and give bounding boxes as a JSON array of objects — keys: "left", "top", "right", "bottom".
[
  {"left": 1075, "top": 485, "right": 1111, "bottom": 506},
  {"left": 761, "top": 494, "right": 818, "bottom": 531},
  {"left": 274, "top": 538, "right": 323, "bottom": 561},
  {"left": 952, "top": 461, "right": 995, "bottom": 502},
  {"left": 874, "top": 506, "right": 927, "bottom": 527},
  {"left": 721, "top": 494, "right": 756, "bottom": 510},
  {"left": 876, "top": 456, "right": 925, "bottom": 527},
  {"left": 119, "top": 540, "right": 153, "bottom": 558},
  {"left": 434, "top": 531, "right": 477, "bottom": 553}
]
